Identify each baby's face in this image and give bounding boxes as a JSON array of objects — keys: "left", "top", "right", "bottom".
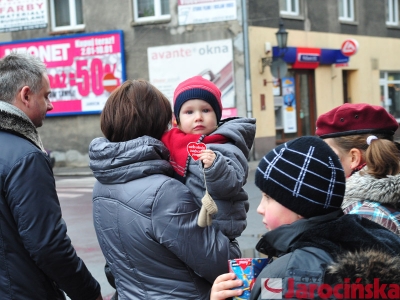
[{"left": 178, "top": 99, "right": 217, "bottom": 135}]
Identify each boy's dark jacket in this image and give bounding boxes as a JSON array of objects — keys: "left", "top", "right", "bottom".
[{"left": 250, "top": 211, "right": 400, "bottom": 300}]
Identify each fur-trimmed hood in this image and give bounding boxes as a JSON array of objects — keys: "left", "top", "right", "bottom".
[
  {"left": 327, "top": 249, "right": 400, "bottom": 285},
  {"left": 0, "top": 101, "right": 45, "bottom": 152},
  {"left": 343, "top": 167, "right": 400, "bottom": 209}
]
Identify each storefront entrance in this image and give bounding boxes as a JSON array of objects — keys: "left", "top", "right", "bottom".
[{"left": 275, "top": 69, "right": 316, "bottom": 144}]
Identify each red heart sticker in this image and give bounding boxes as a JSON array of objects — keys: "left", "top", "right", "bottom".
[{"left": 187, "top": 142, "right": 207, "bottom": 161}]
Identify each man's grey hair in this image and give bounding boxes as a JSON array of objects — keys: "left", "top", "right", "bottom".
[{"left": 0, "top": 52, "right": 48, "bottom": 103}]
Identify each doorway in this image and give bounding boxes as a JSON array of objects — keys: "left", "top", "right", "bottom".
[{"left": 275, "top": 69, "right": 317, "bottom": 143}]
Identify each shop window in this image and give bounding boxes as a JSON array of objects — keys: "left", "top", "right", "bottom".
[
  {"left": 133, "top": 0, "right": 170, "bottom": 23},
  {"left": 50, "top": 0, "right": 84, "bottom": 32},
  {"left": 339, "top": 0, "right": 355, "bottom": 22},
  {"left": 387, "top": 0, "right": 400, "bottom": 26},
  {"left": 280, "top": 0, "right": 300, "bottom": 16},
  {"left": 380, "top": 71, "right": 400, "bottom": 120}
]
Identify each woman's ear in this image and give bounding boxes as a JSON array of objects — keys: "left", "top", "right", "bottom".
[{"left": 349, "top": 148, "right": 363, "bottom": 169}]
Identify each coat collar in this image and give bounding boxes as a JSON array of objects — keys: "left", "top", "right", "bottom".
[
  {"left": 344, "top": 166, "right": 400, "bottom": 209},
  {"left": 0, "top": 101, "right": 46, "bottom": 152}
]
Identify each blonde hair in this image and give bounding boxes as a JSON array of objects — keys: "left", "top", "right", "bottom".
[{"left": 332, "top": 133, "right": 400, "bottom": 179}]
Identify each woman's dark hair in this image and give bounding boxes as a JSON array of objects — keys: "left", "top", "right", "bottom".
[{"left": 101, "top": 80, "right": 172, "bottom": 142}]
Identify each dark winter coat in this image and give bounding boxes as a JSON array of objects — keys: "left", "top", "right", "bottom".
[
  {"left": 0, "top": 102, "right": 100, "bottom": 300},
  {"left": 250, "top": 211, "right": 400, "bottom": 300},
  {"left": 89, "top": 136, "right": 241, "bottom": 300}
]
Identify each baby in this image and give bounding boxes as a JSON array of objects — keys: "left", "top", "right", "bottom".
[{"left": 161, "top": 76, "right": 256, "bottom": 240}]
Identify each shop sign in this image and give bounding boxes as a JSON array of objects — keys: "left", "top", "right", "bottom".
[
  {"left": 178, "top": 0, "right": 236, "bottom": 25},
  {"left": 341, "top": 39, "right": 359, "bottom": 56},
  {"left": 297, "top": 53, "right": 320, "bottom": 63},
  {"left": 0, "top": 30, "right": 126, "bottom": 116},
  {"left": 273, "top": 46, "right": 350, "bottom": 69},
  {"left": 0, "top": 0, "right": 47, "bottom": 32}
]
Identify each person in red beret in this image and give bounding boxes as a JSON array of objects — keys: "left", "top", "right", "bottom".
[{"left": 316, "top": 103, "right": 400, "bottom": 236}]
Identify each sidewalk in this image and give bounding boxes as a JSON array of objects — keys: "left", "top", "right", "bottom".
[{"left": 53, "top": 166, "right": 93, "bottom": 177}]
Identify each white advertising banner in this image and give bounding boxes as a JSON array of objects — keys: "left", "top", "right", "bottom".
[
  {"left": 282, "top": 77, "right": 297, "bottom": 133},
  {"left": 178, "top": 0, "right": 236, "bottom": 25},
  {"left": 148, "top": 39, "right": 235, "bottom": 109},
  {"left": 0, "top": 0, "right": 48, "bottom": 32}
]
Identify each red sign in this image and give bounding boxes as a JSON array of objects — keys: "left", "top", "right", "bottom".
[
  {"left": 103, "top": 73, "right": 120, "bottom": 93},
  {"left": 292, "top": 47, "right": 321, "bottom": 69},
  {"left": 341, "top": 39, "right": 359, "bottom": 56}
]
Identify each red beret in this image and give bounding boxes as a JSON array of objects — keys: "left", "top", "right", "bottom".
[{"left": 316, "top": 103, "right": 399, "bottom": 138}]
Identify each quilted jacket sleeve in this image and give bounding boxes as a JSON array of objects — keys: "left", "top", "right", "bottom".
[
  {"left": 151, "top": 177, "right": 241, "bottom": 283},
  {"left": 202, "top": 144, "right": 248, "bottom": 199},
  {"left": 5, "top": 152, "right": 101, "bottom": 300}
]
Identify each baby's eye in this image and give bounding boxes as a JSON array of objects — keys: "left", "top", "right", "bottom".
[
  {"left": 183, "top": 110, "right": 193, "bottom": 114},
  {"left": 203, "top": 108, "right": 211, "bottom": 113}
]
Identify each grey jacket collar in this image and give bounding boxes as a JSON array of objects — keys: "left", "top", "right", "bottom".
[
  {"left": 89, "top": 136, "right": 174, "bottom": 184},
  {"left": 0, "top": 101, "right": 46, "bottom": 152},
  {"left": 343, "top": 167, "right": 400, "bottom": 209}
]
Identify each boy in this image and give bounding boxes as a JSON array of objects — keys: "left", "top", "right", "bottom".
[
  {"left": 210, "top": 136, "right": 400, "bottom": 300},
  {"left": 161, "top": 76, "right": 256, "bottom": 240}
]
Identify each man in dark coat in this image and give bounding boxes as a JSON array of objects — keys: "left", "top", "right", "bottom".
[{"left": 0, "top": 52, "right": 102, "bottom": 300}]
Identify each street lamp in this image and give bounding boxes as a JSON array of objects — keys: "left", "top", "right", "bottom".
[
  {"left": 259, "top": 19, "right": 288, "bottom": 74},
  {"left": 275, "top": 19, "right": 288, "bottom": 50}
]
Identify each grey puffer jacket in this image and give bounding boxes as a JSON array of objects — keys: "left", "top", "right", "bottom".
[
  {"left": 185, "top": 117, "right": 256, "bottom": 239},
  {"left": 89, "top": 136, "right": 241, "bottom": 300},
  {"left": 343, "top": 167, "right": 400, "bottom": 235}
]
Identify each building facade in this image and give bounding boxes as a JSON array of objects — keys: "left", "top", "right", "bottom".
[
  {"left": 1, "top": 0, "right": 400, "bottom": 164},
  {"left": 0, "top": 0, "right": 247, "bottom": 165},
  {"left": 249, "top": 0, "right": 400, "bottom": 158}
]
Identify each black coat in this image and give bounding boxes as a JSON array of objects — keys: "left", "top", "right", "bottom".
[
  {"left": 250, "top": 211, "right": 400, "bottom": 300},
  {"left": 0, "top": 128, "right": 100, "bottom": 300}
]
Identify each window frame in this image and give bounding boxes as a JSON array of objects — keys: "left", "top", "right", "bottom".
[
  {"left": 133, "top": 0, "right": 170, "bottom": 23},
  {"left": 338, "top": 0, "right": 355, "bottom": 22},
  {"left": 387, "top": 0, "right": 399, "bottom": 26},
  {"left": 380, "top": 71, "right": 400, "bottom": 122},
  {"left": 280, "top": 0, "right": 300, "bottom": 16},
  {"left": 49, "top": 0, "right": 85, "bottom": 32}
]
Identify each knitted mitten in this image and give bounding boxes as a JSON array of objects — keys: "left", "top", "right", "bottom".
[{"left": 197, "top": 191, "right": 218, "bottom": 227}]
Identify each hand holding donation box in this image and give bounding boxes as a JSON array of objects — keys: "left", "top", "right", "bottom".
[
  {"left": 187, "top": 142, "right": 207, "bottom": 161},
  {"left": 228, "top": 258, "right": 270, "bottom": 300}
]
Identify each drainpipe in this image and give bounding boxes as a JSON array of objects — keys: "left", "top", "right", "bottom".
[
  {"left": 241, "top": 0, "right": 256, "bottom": 160},
  {"left": 241, "top": 0, "right": 252, "bottom": 119}
]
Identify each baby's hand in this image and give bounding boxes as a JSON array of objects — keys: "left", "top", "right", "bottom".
[
  {"left": 210, "top": 273, "right": 243, "bottom": 300},
  {"left": 199, "top": 149, "right": 216, "bottom": 169}
]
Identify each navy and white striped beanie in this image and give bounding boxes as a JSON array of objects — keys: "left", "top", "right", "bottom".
[{"left": 255, "top": 136, "right": 345, "bottom": 218}]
